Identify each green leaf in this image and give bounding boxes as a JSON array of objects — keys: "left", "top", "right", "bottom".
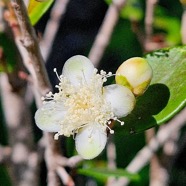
[
  {"left": 78, "top": 168, "right": 140, "bottom": 182},
  {"left": 28, "top": 0, "right": 54, "bottom": 25},
  {"left": 147, "top": 47, "right": 186, "bottom": 123},
  {"left": 0, "top": 33, "right": 17, "bottom": 72},
  {"left": 116, "top": 46, "right": 186, "bottom": 135},
  {"left": 154, "top": 16, "right": 181, "bottom": 45},
  {"left": 120, "top": 0, "right": 143, "bottom": 21}
]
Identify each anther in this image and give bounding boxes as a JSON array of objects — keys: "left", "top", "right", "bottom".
[
  {"left": 41, "top": 97, "right": 45, "bottom": 101},
  {"left": 53, "top": 68, "right": 61, "bottom": 81},
  {"left": 110, "top": 130, "right": 114, "bottom": 134}
]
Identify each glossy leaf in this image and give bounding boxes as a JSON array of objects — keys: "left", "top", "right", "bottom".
[
  {"left": 116, "top": 46, "right": 186, "bottom": 135},
  {"left": 146, "top": 47, "right": 186, "bottom": 123},
  {"left": 78, "top": 168, "right": 140, "bottom": 182},
  {"left": 28, "top": 0, "right": 53, "bottom": 25}
]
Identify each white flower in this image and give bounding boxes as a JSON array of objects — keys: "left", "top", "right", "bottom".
[{"left": 35, "top": 55, "right": 135, "bottom": 159}]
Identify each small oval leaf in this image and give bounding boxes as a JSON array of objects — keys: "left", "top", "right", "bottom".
[{"left": 78, "top": 168, "right": 140, "bottom": 182}]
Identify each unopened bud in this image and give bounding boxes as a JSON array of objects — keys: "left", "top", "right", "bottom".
[{"left": 115, "top": 57, "right": 153, "bottom": 96}]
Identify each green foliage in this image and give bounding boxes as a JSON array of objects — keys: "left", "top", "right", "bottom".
[
  {"left": 0, "top": 166, "right": 11, "bottom": 186},
  {"left": 116, "top": 46, "right": 186, "bottom": 135},
  {"left": 28, "top": 0, "right": 54, "bottom": 25},
  {"left": 154, "top": 6, "right": 181, "bottom": 45},
  {"left": 120, "top": 0, "right": 143, "bottom": 21},
  {"left": 78, "top": 168, "right": 140, "bottom": 183},
  {"left": 147, "top": 47, "right": 186, "bottom": 122},
  {"left": 0, "top": 33, "right": 16, "bottom": 73}
]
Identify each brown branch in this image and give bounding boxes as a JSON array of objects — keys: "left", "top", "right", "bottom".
[
  {"left": 145, "top": 0, "right": 157, "bottom": 43},
  {"left": 0, "top": 73, "right": 39, "bottom": 186},
  {"left": 11, "top": 0, "right": 51, "bottom": 96},
  {"left": 4, "top": 1, "right": 75, "bottom": 185},
  {"left": 144, "top": 0, "right": 159, "bottom": 52},
  {"left": 145, "top": 128, "right": 169, "bottom": 186},
  {"left": 56, "top": 166, "right": 75, "bottom": 186},
  {"left": 88, "top": 0, "right": 127, "bottom": 67}
]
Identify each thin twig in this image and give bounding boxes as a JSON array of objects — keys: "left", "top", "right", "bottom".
[
  {"left": 11, "top": 0, "right": 51, "bottom": 97},
  {"left": 40, "top": 0, "right": 70, "bottom": 60},
  {"left": 145, "top": 128, "right": 168, "bottom": 186},
  {"left": 181, "top": 6, "right": 186, "bottom": 44},
  {"left": 145, "top": 0, "right": 157, "bottom": 42},
  {"left": 88, "top": 0, "right": 126, "bottom": 67},
  {"left": 0, "top": 73, "right": 39, "bottom": 186},
  {"left": 144, "top": 0, "right": 158, "bottom": 51},
  {"left": 56, "top": 166, "right": 75, "bottom": 186},
  {"left": 111, "top": 107, "right": 186, "bottom": 186},
  {"left": 106, "top": 136, "right": 117, "bottom": 186}
]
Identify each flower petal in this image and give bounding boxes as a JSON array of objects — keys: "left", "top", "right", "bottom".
[
  {"left": 62, "top": 55, "right": 94, "bottom": 86},
  {"left": 103, "top": 84, "right": 135, "bottom": 118},
  {"left": 75, "top": 124, "right": 107, "bottom": 159},
  {"left": 34, "top": 101, "right": 66, "bottom": 132}
]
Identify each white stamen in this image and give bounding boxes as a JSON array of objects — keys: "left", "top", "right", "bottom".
[
  {"left": 53, "top": 68, "right": 61, "bottom": 81},
  {"left": 39, "top": 66, "right": 127, "bottom": 138}
]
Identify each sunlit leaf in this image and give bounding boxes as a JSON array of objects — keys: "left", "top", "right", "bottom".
[
  {"left": 28, "top": 0, "right": 54, "bottom": 25},
  {"left": 120, "top": 0, "right": 143, "bottom": 21},
  {"left": 78, "top": 168, "right": 140, "bottom": 182},
  {"left": 116, "top": 46, "right": 186, "bottom": 135}
]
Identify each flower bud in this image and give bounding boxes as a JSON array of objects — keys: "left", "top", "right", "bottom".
[
  {"left": 115, "top": 57, "right": 153, "bottom": 96},
  {"left": 75, "top": 124, "right": 107, "bottom": 159}
]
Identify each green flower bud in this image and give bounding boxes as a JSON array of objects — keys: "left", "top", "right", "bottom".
[{"left": 115, "top": 57, "right": 153, "bottom": 96}]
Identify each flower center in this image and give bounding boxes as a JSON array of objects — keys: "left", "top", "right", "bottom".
[{"left": 45, "top": 69, "right": 116, "bottom": 139}]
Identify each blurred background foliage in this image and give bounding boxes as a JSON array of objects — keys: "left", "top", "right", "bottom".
[{"left": 0, "top": 0, "right": 186, "bottom": 185}]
